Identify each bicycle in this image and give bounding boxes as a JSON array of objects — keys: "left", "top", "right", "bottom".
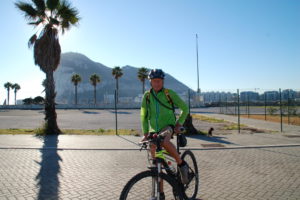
[{"left": 120, "top": 126, "right": 199, "bottom": 200}]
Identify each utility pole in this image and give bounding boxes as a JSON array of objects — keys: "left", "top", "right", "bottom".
[{"left": 196, "top": 34, "right": 200, "bottom": 94}]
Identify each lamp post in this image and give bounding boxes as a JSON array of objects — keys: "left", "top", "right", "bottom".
[{"left": 196, "top": 34, "right": 200, "bottom": 94}]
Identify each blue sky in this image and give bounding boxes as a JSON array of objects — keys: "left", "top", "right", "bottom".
[{"left": 0, "top": 0, "right": 299, "bottom": 104}]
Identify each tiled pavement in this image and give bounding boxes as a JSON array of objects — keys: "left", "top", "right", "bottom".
[{"left": 1, "top": 134, "right": 300, "bottom": 200}]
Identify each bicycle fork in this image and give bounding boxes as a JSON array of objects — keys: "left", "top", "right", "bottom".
[{"left": 151, "top": 162, "right": 162, "bottom": 200}]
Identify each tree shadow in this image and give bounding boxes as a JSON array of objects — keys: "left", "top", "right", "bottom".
[
  {"left": 82, "top": 111, "right": 100, "bottom": 114},
  {"left": 187, "top": 134, "right": 234, "bottom": 145},
  {"left": 35, "top": 135, "right": 62, "bottom": 200}
]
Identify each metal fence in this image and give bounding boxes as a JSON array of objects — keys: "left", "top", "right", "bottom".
[
  {"left": 195, "top": 88, "right": 300, "bottom": 132},
  {"left": 1, "top": 88, "right": 299, "bottom": 133}
]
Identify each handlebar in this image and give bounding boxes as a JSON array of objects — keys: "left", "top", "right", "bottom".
[{"left": 139, "top": 126, "right": 186, "bottom": 151}]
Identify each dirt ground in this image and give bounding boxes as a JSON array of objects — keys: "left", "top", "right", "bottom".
[
  {"left": 191, "top": 116, "right": 269, "bottom": 136},
  {"left": 240, "top": 114, "right": 300, "bottom": 126}
]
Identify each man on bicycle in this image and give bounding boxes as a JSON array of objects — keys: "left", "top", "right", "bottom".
[{"left": 140, "top": 68, "right": 189, "bottom": 184}]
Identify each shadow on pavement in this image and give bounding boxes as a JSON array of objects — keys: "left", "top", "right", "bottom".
[
  {"left": 117, "top": 135, "right": 139, "bottom": 146},
  {"left": 82, "top": 111, "right": 100, "bottom": 114},
  {"left": 35, "top": 135, "right": 62, "bottom": 200},
  {"left": 110, "top": 111, "right": 132, "bottom": 114},
  {"left": 187, "top": 134, "right": 234, "bottom": 145}
]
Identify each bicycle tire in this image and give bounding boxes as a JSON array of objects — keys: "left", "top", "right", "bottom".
[
  {"left": 120, "top": 170, "right": 183, "bottom": 200},
  {"left": 181, "top": 150, "right": 199, "bottom": 200}
]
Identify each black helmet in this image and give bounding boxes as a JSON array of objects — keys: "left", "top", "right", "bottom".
[{"left": 148, "top": 69, "right": 165, "bottom": 79}]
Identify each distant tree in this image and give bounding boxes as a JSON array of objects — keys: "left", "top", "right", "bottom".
[
  {"left": 15, "top": 0, "right": 80, "bottom": 134},
  {"left": 137, "top": 67, "right": 149, "bottom": 94},
  {"left": 4, "top": 82, "right": 13, "bottom": 105},
  {"left": 90, "top": 74, "right": 100, "bottom": 105},
  {"left": 12, "top": 83, "right": 21, "bottom": 105},
  {"left": 112, "top": 66, "right": 123, "bottom": 103},
  {"left": 34, "top": 96, "right": 45, "bottom": 104},
  {"left": 23, "top": 98, "right": 34, "bottom": 105},
  {"left": 71, "top": 74, "right": 82, "bottom": 105}
]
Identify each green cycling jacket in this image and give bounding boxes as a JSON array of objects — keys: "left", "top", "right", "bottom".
[{"left": 140, "top": 88, "right": 189, "bottom": 134}]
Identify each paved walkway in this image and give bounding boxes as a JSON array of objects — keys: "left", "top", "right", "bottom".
[
  {"left": 1, "top": 133, "right": 300, "bottom": 150},
  {"left": 1, "top": 134, "right": 300, "bottom": 199}
]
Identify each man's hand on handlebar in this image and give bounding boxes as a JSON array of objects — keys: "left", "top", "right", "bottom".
[{"left": 140, "top": 133, "right": 149, "bottom": 144}]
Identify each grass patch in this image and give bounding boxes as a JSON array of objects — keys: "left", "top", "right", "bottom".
[
  {"left": 0, "top": 129, "right": 36, "bottom": 135},
  {"left": 0, "top": 128, "right": 141, "bottom": 136},
  {"left": 192, "top": 114, "right": 226, "bottom": 123},
  {"left": 222, "top": 123, "right": 246, "bottom": 130}
]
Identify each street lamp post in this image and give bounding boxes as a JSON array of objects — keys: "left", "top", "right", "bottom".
[{"left": 196, "top": 34, "right": 200, "bottom": 94}]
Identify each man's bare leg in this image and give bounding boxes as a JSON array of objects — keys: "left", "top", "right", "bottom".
[{"left": 162, "top": 134, "right": 183, "bottom": 165}]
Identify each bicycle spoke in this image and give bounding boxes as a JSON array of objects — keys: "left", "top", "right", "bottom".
[
  {"left": 121, "top": 172, "right": 180, "bottom": 200},
  {"left": 181, "top": 150, "right": 199, "bottom": 199}
]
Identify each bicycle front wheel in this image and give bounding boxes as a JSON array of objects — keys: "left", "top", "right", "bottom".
[
  {"left": 120, "top": 170, "right": 182, "bottom": 200},
  {"left": 181, "top": 150, "right": 199, "bottom": 200}
]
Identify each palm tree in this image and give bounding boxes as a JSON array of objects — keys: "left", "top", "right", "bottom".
[
  {"left": 4, "top": 82, "right": 13, "bottom": 105},
  {"left": 12, "top": 83, "right": 21, "bottom": 105},
  {"left": 41, "top": 79, "right": 47, "bottom": 93},
  {"left": 112, "top": 66, "right": 123, "bottom": 103},
  {"left": 15, "top": 0, "right": 80, "bottom": 134},
  {"left": 71, "top": 74, "right": 81, "bottom": 105},
  {"left": 90, "top": 74, "right": 100, "bottom": 105},
  {"left": 138, "top": 67, "right": 149, "bottom": 94}
]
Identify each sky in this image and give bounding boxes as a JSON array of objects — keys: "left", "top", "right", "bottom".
[{"left": 0, "top": 0, "right": 299, "bottom": 105}]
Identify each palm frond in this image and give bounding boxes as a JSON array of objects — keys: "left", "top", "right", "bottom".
[
  {"left": 50, "top": 17, "right": 60, "bottom": 25},
  {"left": 31, "top": 0, "right": 46, "bottom": 14},
  {"left": 12, "top": 83, "right": 21, "bottom": 91},
  {"left": 15, "top": 1, "right": 38, "bottom": 20},
  {"left": 28, "top": 18, "right": 44, "bottom": 27},
  {"left": 138, "top": 67, "right": 149, "bottom": 81},
  {"left": 46, "top": 0, "right": 59, "bottom": 11},
  {"left": 28, "top": 34, "right": 37, "bottom": 48},
  {"left": 61, "top": 19, "right": 70, "bottom": 34},
  {"left": 57, "top": 0, "right": 79, "bottom": 25},
  {"left": 112, "top": 66, "right": 123, "bottom": 79},
  {"left": 90, "top": 74, "right": 100, "bottom": 86},
  {"left": 71, "top": 74, "right": 82, "bottom": 85},
  {"left": 4, "top": 82, "right": 13, "bottom": 89}
]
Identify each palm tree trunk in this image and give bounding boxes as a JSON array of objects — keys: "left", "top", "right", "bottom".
[
  {"left": 7, "top": 89, "right": 9, "bottom": 105},
  {"left": 116, "top": 78, "right": 119, "bottom": 103},
  {"left": 75, "top": 85, "right": 77, "bottom": 105},
  {"left": 94, "top": 85, "right": 97, "bottom": 105},
  {"left": 14, "top": 91, "right": 17, "bottom": 105},
  {"left": 45, "top": 71, "right": 61, "bottom": 134},
  {"left": 142, "top": 81, "right": 145, "bottom": 94},
  {"left": 183, "top": 114, "right": 199, "bottom": 135}
]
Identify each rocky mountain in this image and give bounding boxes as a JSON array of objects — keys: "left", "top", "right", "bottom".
[{"left": 54, "top": 52, "right": 192, "bottom": 104}]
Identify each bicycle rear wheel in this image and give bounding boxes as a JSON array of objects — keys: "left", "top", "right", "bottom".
[
  {"left": 181, "top": 150, "right": 199, "bottom": 200},
  {"left": 120, "top": 170, "right": 182, "bottom": 200}
]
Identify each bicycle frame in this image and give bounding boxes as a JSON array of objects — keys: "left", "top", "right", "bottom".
[{"left": 120, "top": 126, "right": 198, "bottom": 200}]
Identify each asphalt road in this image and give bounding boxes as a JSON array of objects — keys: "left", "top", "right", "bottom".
[
  {"left": 1, "top": 109, "right": 300, "bottom": 134},
  {"left": 0, "top": 109, "right": 141, "bottom": 130}
]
